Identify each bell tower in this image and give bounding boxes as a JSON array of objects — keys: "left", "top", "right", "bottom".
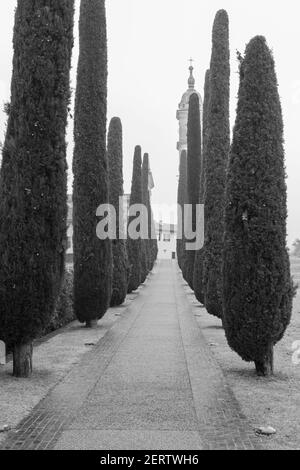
[{"left": 176, "top": 60, "right": 203, "bottom": 156}]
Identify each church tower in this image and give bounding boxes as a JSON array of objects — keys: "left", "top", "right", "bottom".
[{"left": 176, "top": 62, "right": 203, "bottom": 156}]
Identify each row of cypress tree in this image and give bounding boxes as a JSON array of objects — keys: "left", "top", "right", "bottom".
[
  {"left": 178, "top": 10, "right": 294, "bottom": 376},
  {"left": 127, "top": 147, "right": 158, "bottom": 294},
  {"left": 0, "top": 0, "right": 157, "bottom": 377},
  {"left": 107, "top": 125, "right": 157, "bottom": 302}
]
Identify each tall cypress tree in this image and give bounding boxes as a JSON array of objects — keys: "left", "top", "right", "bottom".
[
  {"left": 184, "top": 93, "right": 202, "bottom": 289},
  {"left": 194, "top": 69, "right": 211, "bottom": 304},
  {"left": 107, "top": 117, "right": 128, "bottom": 307},
  {"left": 203, "top": 10, "right": 230, "bottom": 318},
  {"left": 142, "top": 153, "right": 152, "bottom": 272},
  {"left": 140, "top": 242, "right": 148, "bottom": 284},
  {"left": 73, "top": 0, "right": 112, "bottom": 327},
  {"left": 127, "top": 146, "right": 143, "bottom": 293},
  {"left": 177, "top": 150, "right": 187, "bottom": 270},
  {"left": 0, "top": 0, "right": 74, "bottom": 377},
  {"left": 149, "top": 197, "right": 158, "bottom": 268},
  {"left": 140, "top": 154, "right": 150, "bottom": 284},
  {"left": 223, "top": 36, "right": 294, "bottom": 376}
]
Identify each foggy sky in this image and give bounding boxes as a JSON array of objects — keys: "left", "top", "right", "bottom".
[{"left": 0, "top": 0, "right": 299, "bottom": 246}]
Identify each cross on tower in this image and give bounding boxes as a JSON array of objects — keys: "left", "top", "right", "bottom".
[{"left": 189, "top": 58, "right": 194, "bottom": 68}]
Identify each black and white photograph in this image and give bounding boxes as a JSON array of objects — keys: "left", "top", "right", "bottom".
[{"left": 0, "top": 0, "right": 299, "bottom": 454}]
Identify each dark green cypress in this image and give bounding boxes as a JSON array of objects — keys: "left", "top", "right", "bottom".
[
  {"left": 107, "top": 117, "right": 128, "bottom": 307},
  {"left": 184, "top": 93, "right": 202, "bottom": 289},
  {"left": 177, "top": 150, "right": 187, "bottom": 270},
  {"left": 147, "top": 159, "right": 158, "bottom": 268},
  {"left": 193, "top": 69, "right": 211, "bottom": 304},
  {"left": 149, "top": 201, "right": 158, "bottom": 268},
  {"left": 223, "top": 36, "right": 295, "bottom": 376},
  {"left": 0, "top": 0, "right": 74, "bottom": 377},
  {"left": 140, "top": 244, "right": 148, "bottom": 284},
  {"left": 73, "top": 0, "right": 112, "bottom": 327},
  {"left": 140, "top": 154, "right": 149, "bottom": 284},
  {"left": 203, "top": 10, "right": 230, "bottom": 318},
  {"left": 127, "top": 146, "right": 143, "bottom": 293},
  {"left": 142, "top": 153, "right": 152, "bottom": 272}
]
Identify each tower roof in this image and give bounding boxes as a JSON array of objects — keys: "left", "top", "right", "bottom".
[
  {"left": 178, "top": 64, "right": 202, "bottom": 110},
  {"left": 188, "top": 65, "right": 195, "bottom": 89},
  {"left": 176, "top": 62, "right": 203, "bottom": 152}
]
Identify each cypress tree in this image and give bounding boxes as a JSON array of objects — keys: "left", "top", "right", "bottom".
[
  {"left": 146, "top": 159, "right": 158, "bottom": 268},
  {"left": 193, "top": 69, "right": 211, "bottom": 304},
  {"left": 184, "top": 93, "right": 202, "bottom": 289},
  {"left": 140, "top": 243, "right": 148, "bottom": 284},
  {"left": 223, "top": 36, "right": 294, "bottom": 376},
  {"left": 149, "top": 202, "right": 158, "bottom": 268},
  {"left": 177, "top": 150, "right": 187, "bottom": 270},
  {"left": 127, "top": 146, "right": 143, "bottom": 293},
  {"left": 203, "top": 10, "right": 230, "bottom": 318},
  {"left": 140, "top": 154, "right": 149, "bottom": 284},
  {"left": 142, "top": 153, "right": 152, "bottom": 272},
  {"left": 73, "top": 0, "right": 112, "bottom": 327},
  {"left": 0, "top": 0, "right": 74, "bottom": 377},
  {"left": 107, "top": 117, "right": 128, "bottom": 307}
]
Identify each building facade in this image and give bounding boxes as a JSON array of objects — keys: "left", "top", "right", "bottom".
[{"left": 156, "top": 222, "right": 177, "bottom": 260}]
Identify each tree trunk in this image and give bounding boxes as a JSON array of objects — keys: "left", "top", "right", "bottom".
[
  {"left": 255, "top": 345, "right": 274, "bottom": 377},
  {"left": 86, "top": 319, "right": 98, "bottom": 329},
  {"left": 13, "top": 343, "right": 33, "bottom": 378}
]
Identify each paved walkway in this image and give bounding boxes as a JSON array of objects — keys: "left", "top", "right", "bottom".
[{"left": 1, "top": 261, "right": 260, "bottom": 450}]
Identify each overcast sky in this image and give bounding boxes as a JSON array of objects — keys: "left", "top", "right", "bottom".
[{"left": 0, "top": 1, "right": 299, "bottom": 246}]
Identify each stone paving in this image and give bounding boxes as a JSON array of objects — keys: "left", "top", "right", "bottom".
[{"left": 0, "top": 261, "right": 262, "bottom": 450}]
